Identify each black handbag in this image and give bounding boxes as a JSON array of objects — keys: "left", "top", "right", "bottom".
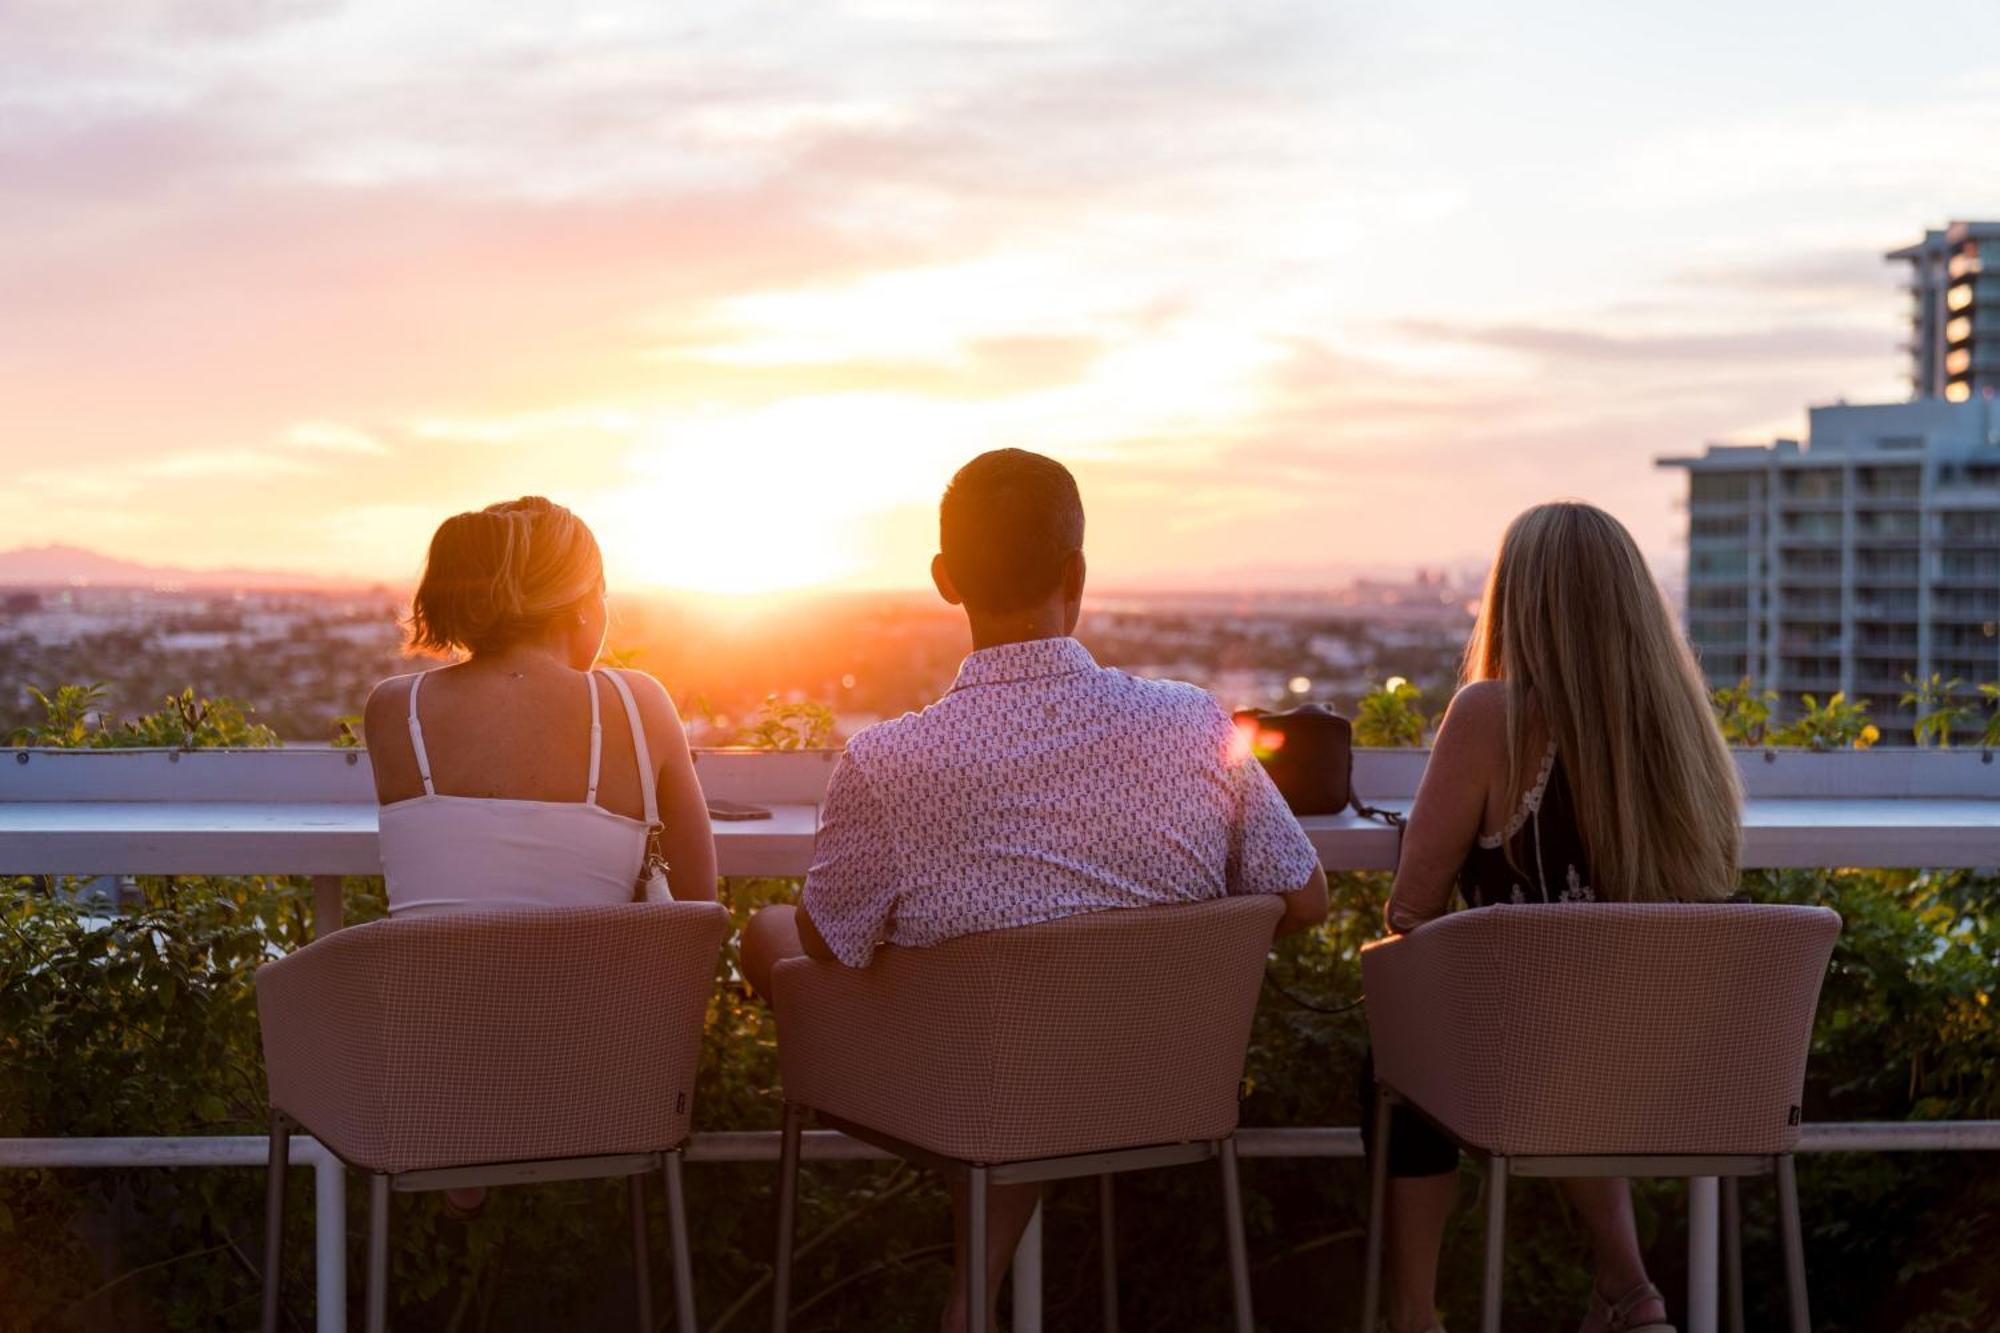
[{"left": 1231, "top": 704, "right": 1405, "bottom": 826}]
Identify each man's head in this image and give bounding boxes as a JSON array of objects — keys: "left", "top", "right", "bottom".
[{"left": 932, "top": 449, "right": 1086, "bottom": 637}]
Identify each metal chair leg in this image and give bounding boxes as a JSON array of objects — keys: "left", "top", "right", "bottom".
[
  {"left": 967, "top": 1166, "right": 990, "bottom": 1333},
  {"left": 1776, "top": 1155, "right": 1811, "bottom": 1333},
  {"left": 366, "top": 1173, "right": 390, "bottom": 1333},
  {"left": 1361, "top": 1088, "right": 1393, "bottom": 1333},
  {"left": 630, "top": 1173, "right": 655, "bottom": 1333},
  {"left": 665, "top": 1149, "right": 697, "bottom": 1333},
  {"left": 262, "top": 1112, "right": 290, "bottom": 1333},
  {"left": 1099, "top": 1174, "right": 1119, "bottom": 1332},
  {"left": 1722, "top": 1175, "right": 1745, "bottom": 1333},
  {"left": 772, "top": 1103, "right": 803, "bottom": 1333},
  {"left": 1480, "top": 1157, "right": 1507, "bottom": 1333},
  {"left": 1219, "top": 1137, "right": 1255, "bottom": 1333}
]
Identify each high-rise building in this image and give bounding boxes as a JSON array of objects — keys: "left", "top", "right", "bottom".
[
  {"left": 1661, "top": 223, "right": 2000, "bottom": 741},
  {"left": 1889, "top": 220, "right": 2000, "bottom": 404}
]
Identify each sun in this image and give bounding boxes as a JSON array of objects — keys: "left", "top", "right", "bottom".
[{"left": 589, "top": 400, "right": 955, "bottom": 596}]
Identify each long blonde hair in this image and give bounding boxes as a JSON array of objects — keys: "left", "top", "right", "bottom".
[{"left": 1464, "top": 501, "right": 1742, "bottom": 902}]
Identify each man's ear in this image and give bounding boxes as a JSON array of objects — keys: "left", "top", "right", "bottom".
[
  {"left": 1061, "top": 548, "right": 1087, "bottom": 602},
  {"left": 931, "top": 553, "right": 964, "bottom": 606}
]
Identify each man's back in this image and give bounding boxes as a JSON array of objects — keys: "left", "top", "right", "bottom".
[{"left": 802, "top": 636, "right": 1319, "bottom": 966}]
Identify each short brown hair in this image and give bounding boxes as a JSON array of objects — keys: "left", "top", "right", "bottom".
[
  {"left": 408, "top": 497, "right": 604, "bottom": 656},
  {"left": 939, "top": 449, "right": 1085, "bottom": 612}
]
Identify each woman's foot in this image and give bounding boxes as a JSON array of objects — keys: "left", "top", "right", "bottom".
[
  {"left": 442, "top": 1186, "right": 487, "bottom": 1220},
  {"left": 1581, "top": 1280, "right": 1672, "bottom": 1332},
  {"left": 1386, "top": 1305, "right": 1446, "bottom": 1333}
]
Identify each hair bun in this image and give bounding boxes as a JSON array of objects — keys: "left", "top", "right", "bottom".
[{"left": 407, "top": 498, "right": 603, "bottom": 656}]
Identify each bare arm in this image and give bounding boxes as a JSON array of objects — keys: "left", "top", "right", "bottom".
[
  {"left": 617, "top": 670, "right": 719, "bottom": 903},
  {"left": 1385, "top": 681, "right": 1504, "bottom": 933},
  {"left": 793, "top": 904, "right": 840, "bottom": 962},
  {"left": 1277, "top": 863, "right": 1329, "bottom": 937},
  {"left": 360, "top": 675, "right": 424, "bottom": 804}
]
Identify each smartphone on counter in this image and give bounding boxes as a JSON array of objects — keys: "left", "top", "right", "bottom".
[{"left": 706, "top": 800, "right": 773, "bottom": 822}]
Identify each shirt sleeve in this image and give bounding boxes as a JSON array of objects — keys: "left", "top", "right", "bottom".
[
  {"left": 1223, "top": 720, "right": 1322, "bottom": 898},
  {"left": 801, "top": 753, "right": 900, "bottom": 967}
]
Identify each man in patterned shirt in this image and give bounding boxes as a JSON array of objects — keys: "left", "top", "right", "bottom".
[{"left": 743, "top": 447, "right": 1327, "bottom": 1332}]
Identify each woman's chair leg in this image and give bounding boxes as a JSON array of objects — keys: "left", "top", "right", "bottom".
[
  {"left": 1722, "top": 1175, "right": 1746, "bottom": 1333},
  {"left": 1361, "top": 1090, "right": 1393, "bottom": 1333},
  {"left": 1099, "top": 1173, "right": 1120, "bottom": 1333},
  {"left": 1775, "top": 1155, "right": 1811, "bottom": 1333},
  {"left": 771, "top": 1103, "right": 803, "bottom": 1333},
  {"left": 967, "top": 1166, "right": 990, "bottom": 1333},
  {"left": 1219, "top": 1137, "right": 1255, "bottom": 1333},
  {"left": 262, "top": 1112, "right": 291, "bottom": 1333},
  {"left": 1480, "top": 1157, "right": 1508, "bottom": 1333},
  {"left": 366, "top": 1173, "right": 390, "bottom": 1333},
  {"left": 665, "top": 1148, "right": 698, "bottom": 1333},
  {"left": 629, "top": 1173, "right": 655, "bottom": 1333}
]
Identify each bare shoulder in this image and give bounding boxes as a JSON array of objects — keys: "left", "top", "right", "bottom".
[
  {"left": 606, "top": 666, "right": 674, "bottom": 710},
  {"left": 361, "top": 672, "right": 422, "bottom": 744},
  {"left": 1436, "top": 680, "right": 1508, "bottom": 753},
  {"left": 1447, "top": 679, "right": 1506, "bottom": 721},
  {"left": 607, "top": 668, "right": 687, "bottom": 740}
]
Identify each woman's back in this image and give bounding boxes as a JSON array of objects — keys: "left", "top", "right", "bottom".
[
  {"left": 369, "top": 664, "right": 657, "bottom": 916},
  {"left": 1458, "top": 736, "right": 1597, "bottom": 908}
]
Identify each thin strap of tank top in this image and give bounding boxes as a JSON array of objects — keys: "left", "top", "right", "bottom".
[
  {"left": 585, "top": 669, "right": 604, "bottom": 804},
  {"left": 601, "top": 669, "right": 660, "bottom": 826},
  {"left": 406, "top": 670, "right": 436, "bottom": 796}
]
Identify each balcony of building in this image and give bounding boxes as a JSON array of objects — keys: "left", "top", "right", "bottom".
[{"left": 4, "top": 746, "right": 2000, "bottom": 1333}]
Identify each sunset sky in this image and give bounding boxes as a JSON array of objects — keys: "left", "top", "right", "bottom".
[{"left": 5, "top": 1, "right": 1999, "bottom": 593}]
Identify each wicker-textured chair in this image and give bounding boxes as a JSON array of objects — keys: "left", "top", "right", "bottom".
[
  {"left": 255, "top": 902, "right": 731, "bottom": 1333},
  {"left": 769, "top": 894, "right": 1286, "bottom": 1333},
  {"left": 1359, "top": 902, "right": 1842, "bottom": 1333}
]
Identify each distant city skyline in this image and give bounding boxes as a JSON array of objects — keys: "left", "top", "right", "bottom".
[{"left": 5, "top": 2, "right": 1999, "bottom": 592}]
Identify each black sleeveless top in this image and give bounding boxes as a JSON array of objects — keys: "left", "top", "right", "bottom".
[{"left": 1458, "top": 740, "right": 1598, "bottom": 908}]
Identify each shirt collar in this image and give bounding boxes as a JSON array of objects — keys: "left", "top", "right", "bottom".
[{"left": 949, "top": 636, "right": 1098, "bottom": 693}]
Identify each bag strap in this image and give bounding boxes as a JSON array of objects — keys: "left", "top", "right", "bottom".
[
  {"left": 601, "top": 668, "right": 659, "bottom": 827},
  {"left": 1343, "top": 743, "right": 1408, "bottom": 829}
]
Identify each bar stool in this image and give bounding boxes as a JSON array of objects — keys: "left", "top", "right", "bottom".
[
  {"left": 767, "top": 894, "right": 1284, "bottom": 1333},
  {"left": 1358, "top": 902, "right": 1841, "bottom": 1333},
  {"left": 255, "top": 902, "right": 730, "bottom": 1333}
]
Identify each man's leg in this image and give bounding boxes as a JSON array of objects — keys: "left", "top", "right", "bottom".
[
  {"left": 942, "top": 1176, "right": 1043, "bottom": 1333},
  {"left": 742, "top": 903, "right": 806, "bottom": 1002}
]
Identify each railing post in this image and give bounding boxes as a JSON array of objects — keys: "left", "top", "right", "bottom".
[
  {"left": 314, "top": 1149, "right": 346, "bottom": 1333},
  {"left": 1687, "top": 1176, "right": 1719, "bottom": 1333},
  {"left": 310, "top": 875, "right": 343, "bottom": 937}
]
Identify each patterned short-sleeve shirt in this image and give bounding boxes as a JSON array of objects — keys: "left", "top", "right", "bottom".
[{"left": 801, "top": 636, "right": 1320, "bottom": 966}]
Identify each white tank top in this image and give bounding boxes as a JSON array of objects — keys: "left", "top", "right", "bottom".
[{"left": 379, "top": 668, "right": 661, "bottom": 917}]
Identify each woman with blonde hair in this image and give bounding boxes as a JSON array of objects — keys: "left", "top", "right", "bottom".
[
  {"left": 1369, "top": 501, "right": 1742, "bottom": 1333},
  {"left": 365, "top": 496, "right": 717, "bottom": 916}
]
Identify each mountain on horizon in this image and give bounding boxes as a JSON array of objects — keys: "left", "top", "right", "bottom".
[{"left": 0, "top": 543, "right": 374, "bottom": 591}]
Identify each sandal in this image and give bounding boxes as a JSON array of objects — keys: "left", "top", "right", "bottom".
[{"left": 1586, "top": 1281, "right": 1674, "bottom": 1333}]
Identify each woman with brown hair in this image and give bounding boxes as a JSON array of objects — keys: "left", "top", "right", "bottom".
[
  {"left": 364, "top": 497, "right": 717, "bottom": 916},
  {"left": 1371, "top": 501, "right": 1743, "bottom": 1333}
]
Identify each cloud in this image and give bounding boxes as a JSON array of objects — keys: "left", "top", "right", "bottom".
[
  {"left": 282, "top": 420, "right": 388, "bottom": 455},
  {"left": 1393, "top": 320, "right": 1891, "bottom": 368}
]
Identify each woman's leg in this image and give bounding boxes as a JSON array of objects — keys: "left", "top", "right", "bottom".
[
  {"left": 742, "top": 903, "right": 805, "bottom": 1002},
  {"left": 1387, "top": 1171, "right": 1457, "bottom": 1332},
  {"left": 940, "top": 1177, "right": 1043, "bottom": 1333},
  {"left": 1558, "top": 1178, "right": 1668, "bottom": 1326}
]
